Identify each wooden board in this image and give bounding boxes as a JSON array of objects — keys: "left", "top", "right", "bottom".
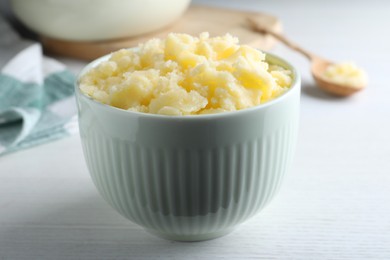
[{"left": 41, "top": 5, "right": 282, "bottom": 61}]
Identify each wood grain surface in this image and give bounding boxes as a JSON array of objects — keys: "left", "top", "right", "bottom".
[{"left": 1, "top": 0, "right": 390, "bottom": 259}]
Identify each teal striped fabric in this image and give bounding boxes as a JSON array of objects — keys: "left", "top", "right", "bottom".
[
  {"left": 0, "top": 15, "right": 77, "bottom": 156},
  {"left": 0, "top": 70, "right": 76, "bottom": 156}
]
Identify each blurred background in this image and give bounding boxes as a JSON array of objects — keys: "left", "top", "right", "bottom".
[{"left": 1, "top": 1, "right": 389, "bottom": 259}]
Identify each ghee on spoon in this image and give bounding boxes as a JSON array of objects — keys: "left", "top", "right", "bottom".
[{"left": 248, "top": 18, "right": 367, "bottom": 96}]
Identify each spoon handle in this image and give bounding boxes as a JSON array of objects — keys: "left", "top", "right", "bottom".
[{"left": 247, "top": 18, "right": 316, "bottom": 61}]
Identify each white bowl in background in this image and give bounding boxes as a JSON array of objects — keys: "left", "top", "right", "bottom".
[{"left": 10, "top": 0, "right": 191, "bottom": 41}]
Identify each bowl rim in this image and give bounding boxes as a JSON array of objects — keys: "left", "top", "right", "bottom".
[{"left": 75, "top": 49, "right": 300, "bottom": 121}]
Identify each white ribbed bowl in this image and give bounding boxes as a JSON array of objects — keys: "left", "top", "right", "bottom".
[{"left": 75, "top": 52, "right": 300, "bottom": 241}]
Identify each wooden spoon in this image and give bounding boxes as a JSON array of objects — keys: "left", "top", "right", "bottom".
[{"left": 247, "top": 18, "right": 365, "bottom": 96}]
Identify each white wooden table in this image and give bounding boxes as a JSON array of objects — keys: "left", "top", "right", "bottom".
[{"left": 1, "top": 0, "right": 390, "bottom": 259}]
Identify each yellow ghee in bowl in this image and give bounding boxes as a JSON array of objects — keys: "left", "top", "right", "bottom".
[{"left": 79, "top": 33, "right": 292, "bottom": 116}]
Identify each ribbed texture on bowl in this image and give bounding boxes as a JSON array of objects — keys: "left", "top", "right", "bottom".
[
  {"left": 76, "top": 51, "right": 300, "bottom": 241},
  {"left": 81, "top": 119, "right": 296, "bottom": 241}
]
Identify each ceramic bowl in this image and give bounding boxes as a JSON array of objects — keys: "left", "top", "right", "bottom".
[
  {"left": 10, "top": 0, "right": 190, "bottom": 41},
  {"left": 75, "top": 52, "right": 300, "bottom": 241}
]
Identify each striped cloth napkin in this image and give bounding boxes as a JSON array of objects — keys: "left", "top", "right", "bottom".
[{"left": 0, "top": 15, "right": 77, "bottom": 156}]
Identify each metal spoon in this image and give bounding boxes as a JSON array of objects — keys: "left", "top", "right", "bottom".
[{"left": 247, "top": 18, "right": 366, "bottom": 96}]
